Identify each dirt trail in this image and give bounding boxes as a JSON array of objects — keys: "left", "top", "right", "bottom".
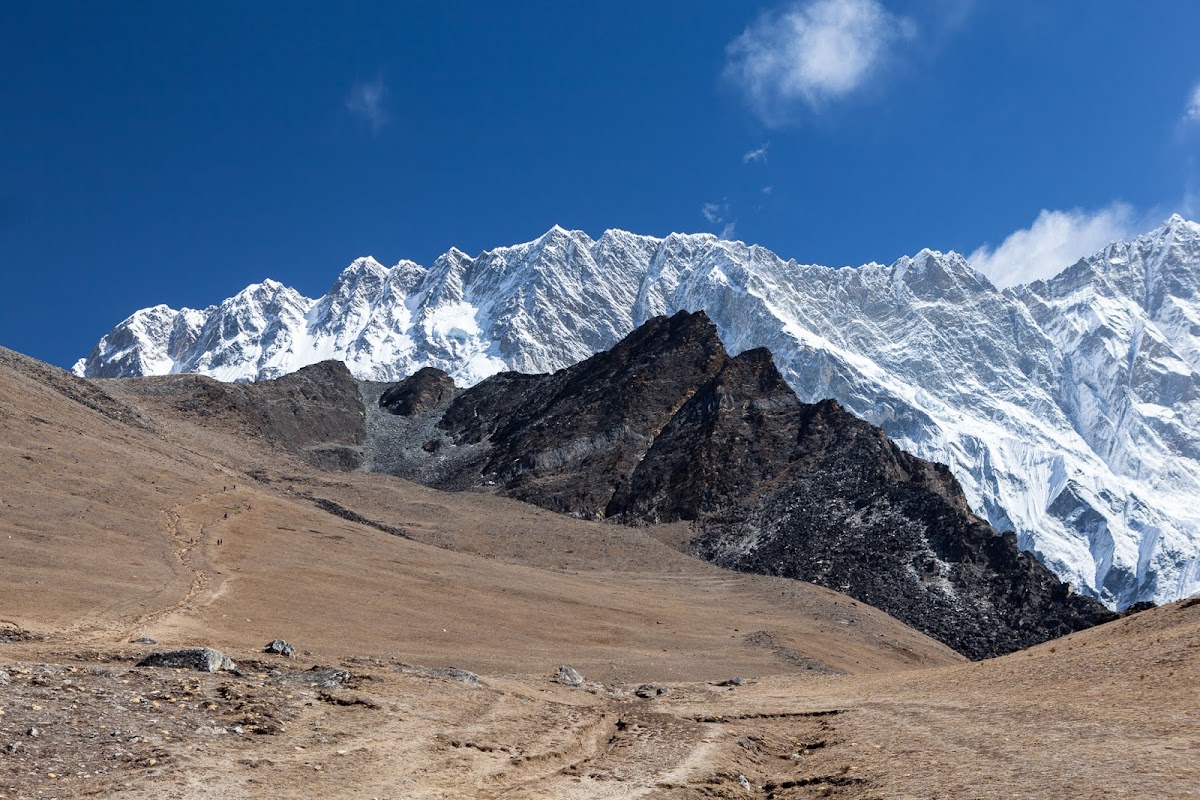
[{"left": 117, "top": 491, "right": 242, "bottom": 641}]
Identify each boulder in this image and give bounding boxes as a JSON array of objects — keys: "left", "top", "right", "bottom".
[
  {"left": 555, "top": 665, "right": 584, "bottom": 686},
  {"left": 264, "top": 639, "right": 297, "bottom": 658},
  {"left": 137, "top": 647, "right": 236, "bottom": 673}
]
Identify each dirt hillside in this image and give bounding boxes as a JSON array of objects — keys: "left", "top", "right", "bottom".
[{"left": 1, "top": 349, "right": 1197, "bottom": 798}]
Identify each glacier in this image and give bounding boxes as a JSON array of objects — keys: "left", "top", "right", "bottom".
[{"left": 73, "top": 216, "right": 1200, "bottom": 609}]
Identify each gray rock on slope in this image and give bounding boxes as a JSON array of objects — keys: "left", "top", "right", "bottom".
[
  {"left": 556, "top": 665, "right": 584, "bottom": 686},
  {"left": 137, "top": 648, "right": 236, "bottom": 672},
  {"left": 264, "top": 639, "right": 297, "bottom": 658}
]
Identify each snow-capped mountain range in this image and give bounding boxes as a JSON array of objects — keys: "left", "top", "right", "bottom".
[{"left": 75, "top": 215, "right": 1200, "bottom": 610}]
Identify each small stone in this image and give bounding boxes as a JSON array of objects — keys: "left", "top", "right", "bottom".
[
  {"left": 716, "top": 676, "right": 746, "bottom": 687},
  {"left": 27, "top": 727, "right": 39, "bottom": 737},
  {"left": 556, "top": 665, "right": 584, "bottom": 687},
  {"left": 264, "top": 639, "right": 297, "bottom": 658},
  {"left": 634, "top": 684, "right": 668, "bottom": 699},
  {"left": 131, "top": 637, "right": 157, "bottom": 644}
]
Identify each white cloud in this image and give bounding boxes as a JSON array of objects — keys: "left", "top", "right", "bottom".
[
  {"left": 1186, "top": 82, "right": 1200, "bottom": 123},
  {"left": 743, "top": 143, "right": 770, "bottom": 164},
  {"left": 968, "top": 204, "right": 1137, "bottom": 288},
  {"left": 720, "top": 222, "right": 738, "bottom": 240},
  {"left": 724, "top": 0, "right": 915, "bottom": 125},
  {"left": 346, "top": 76, "right": 388, "bottom": 132}
]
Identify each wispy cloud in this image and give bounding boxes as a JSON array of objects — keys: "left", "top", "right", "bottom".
[
  {"left": 702, "top": 200, "right": 738, "bottom": 239},
  {"left": 702, "top": 201, "right": 728, "bottom": 224},
  {"left": 346, "top": 76, "right": 388, "bottom": 132},
  {"left": 724, "top": 0, "right": 916, "bottom": 126},
  {"left": 968, "top": 204, "right": 1139, "bottom": 288},
  {"left": 1186, "top": 81, "right": 1200, "bottom": 123},
  {"left": 743, "top": 142, "right": 770, "bottom": 164}
]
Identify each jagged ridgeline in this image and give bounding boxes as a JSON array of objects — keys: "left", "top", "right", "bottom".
[
  {"left": 363, "top": 311, "right": 1115, "bottom": 660},
  {"left": 74, "top": 218, "right": 1200, "bottom": 610}
]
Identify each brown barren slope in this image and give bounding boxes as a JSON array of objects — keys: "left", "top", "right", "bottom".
[{"left": 1, "top": 348, "right": 1197, "bottom": 799}]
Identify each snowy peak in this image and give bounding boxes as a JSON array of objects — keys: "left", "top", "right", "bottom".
[
  {"left": 74, "top": 304, "right": 212, "bottom": 379},
  {"left": 890, "top": 249, "right": 994, "bottom": 300},
  {"left": 1035, "top": 215, "right": 1200, "bottom": 301},
  {"left": 76, "top": 219, "right": 1200, "bottom": 609},
  {"left": 330, "top": 257, "right": 389, "bottom": 291}
]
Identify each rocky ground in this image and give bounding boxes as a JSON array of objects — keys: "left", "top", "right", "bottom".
[{"left": 4, "top": 598, "right": 1198, "bottom": 800}]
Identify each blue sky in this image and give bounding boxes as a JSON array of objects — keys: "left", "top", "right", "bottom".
[{"left": 3, "top": 1, "right": 1200, "bottom": 369}]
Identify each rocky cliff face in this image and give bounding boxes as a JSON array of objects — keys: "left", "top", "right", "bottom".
[{"left": 367, "top": 312, "right": 1115, "bottom": 659}]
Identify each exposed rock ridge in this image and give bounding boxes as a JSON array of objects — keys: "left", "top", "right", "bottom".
[
  {"left": 370, "top": 311, "right": 1115, "bottom": 659},
  {"left": 111, "top": 360, "right": 367, "bottom": 470}
]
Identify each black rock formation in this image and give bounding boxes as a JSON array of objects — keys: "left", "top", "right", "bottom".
[
  {"left": 379, "top": 367, "right": 456, "bottom": 417},
  {"left": 374, "top": 311, "right": 1115, "bottom": 659}
]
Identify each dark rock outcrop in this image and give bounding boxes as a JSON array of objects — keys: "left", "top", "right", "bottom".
[
  {"left": 373, "top": 311, "right": 1115, "bottom": 659},
  {"left": 112, "top": 360, "right": 367, "bottom": 470},
  {"left": 137, "top": 648, "right": 237, "bottom": 672},
  {"left": 379, "top": 367, "right": 456, "bottom": 416},
  {"left": 434, "top": 309, "right": 730, "bottom": 513}
]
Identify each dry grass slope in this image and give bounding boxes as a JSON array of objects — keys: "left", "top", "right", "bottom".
[{"left": 0, "top": 348, "right": 1196, "bottom": 798}]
